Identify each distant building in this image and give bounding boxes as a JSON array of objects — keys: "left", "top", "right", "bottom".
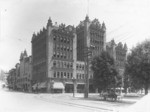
[
  {"left": 106, "top": 39, "right": 127, "bottom": 86},
  {"left": 8, "top": 68, "right": 16, "bottom": 89},
  {"left": 16, "top": 50, "right": 32, "bottom": 92}
]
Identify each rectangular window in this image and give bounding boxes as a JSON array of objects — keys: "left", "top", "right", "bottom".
[
  {"left": 54, "top": 71, "right": 56, "bottom": 78},
  {"left": 64, "top": 72, "right": 66, "bottom": 78},
  {"left": 61, "top": 72, "right": 63, "bottom": 78},
  {"left": 53, "top": 61, "right": 56, "bottom": 67},
  {"left": 57, "top": 72, "right": 60, "bottom": 78},
  {"left": 71, "top": 73, "right": 73, "bottom": 78},
  {"left": 67, "top": 73, "right": 70, "bottom": 79}
]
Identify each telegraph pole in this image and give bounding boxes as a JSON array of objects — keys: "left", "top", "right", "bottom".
[{"left": 84, "top": 47, "right": 92, "bottom": 98}]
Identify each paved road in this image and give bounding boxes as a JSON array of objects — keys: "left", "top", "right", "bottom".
[
  {"left": 0, "top": 86, "right": 113, "bottom": 112},
  {"left": 0, "top": 82, "right": 145, "bottom": 112}
]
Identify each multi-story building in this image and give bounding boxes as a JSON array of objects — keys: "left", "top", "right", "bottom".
[
  {"left": 76, "top": 16, "right": 106, "bottom": 92},
  {"left": 31, "top": 18, "right": 76, "bottom": 93},
  {"left": 106, "top": 39, "right": 127, "bottom": 86},
  {"left": 31, "top": 16, "right": 127, "bottom": 93},
  {"left": 7, "top": 68, "right": 16, "bottom": 89},
  {"left": 76, "top": 16, "right": 106, "bottom": 61},
  {"left": 16, "top": 50, "right": 32, "bottom": 92}
]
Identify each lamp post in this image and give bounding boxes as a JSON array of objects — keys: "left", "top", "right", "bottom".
[
  {"left": 72, "top": 77, "right": 76, "bottom": 97},
  {"left": 50, "top": 79, "right": 54, "bottom": 93}
]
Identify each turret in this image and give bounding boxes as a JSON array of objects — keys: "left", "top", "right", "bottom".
[
  {"left": 85, "top": 15, "right": 90, "bottom": 22},
  {"left": 101, "top": 22, "right": 106, "bottom": 31},
  {"left": 47, "top": 17, "right": 53, "bottom": 28},
  {"left": 24, "top": 49, "right": 28, "bottom": 57},
  {"left": 20, "top": 52, "right": 24, "bottom": 61},
  {"left": 32, "top": 32, "right": 36, "bottom": 41},
  {"left": 124, "top": 43, "right": 128, "bottom": 51}
]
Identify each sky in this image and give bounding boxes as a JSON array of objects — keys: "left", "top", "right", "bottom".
[{"left": 0, "top": 0, "right": 150, "bottom": 71}]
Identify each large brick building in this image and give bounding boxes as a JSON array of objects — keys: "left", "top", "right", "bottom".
[
  {"left": 32, "top": 18, "right": 77, "bottom": 93},
  {"left": 31, "top": 16, "right": 127, "bottom": 93}
]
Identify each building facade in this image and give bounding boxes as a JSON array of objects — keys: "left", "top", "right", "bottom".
[
  {"left": 31, "top": 16, "right": 127, "bottom": 93},
  {"left": 15, "top": 50, "right": 32, "bottom": 92},
  {"left": 7, "top": 68, "right": 16, "bottom": 89},
  {"left": 106, "top": 39, "right": 127, "bottom": 87},
  {"left": 32, "top": 18, "right": 77, "bottom": 93}
]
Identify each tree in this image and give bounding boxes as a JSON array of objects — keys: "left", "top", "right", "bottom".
[
  {"left": 91, "top": 51, "right": 119, "bottom": 93},
  {"left": 125, "top": 40, "right": 150, "bottom": 95}
]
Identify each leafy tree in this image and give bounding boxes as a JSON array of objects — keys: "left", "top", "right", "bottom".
[
  {"left": 125, "top": 40, "right": 150, "bottom": 95},
  {"left": 91, "top": 51, "right": 119, "bottom": 93}
]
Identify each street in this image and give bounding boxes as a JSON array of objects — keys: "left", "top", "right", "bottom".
[
  {"left": 0, "top": 89, "right": 99, "bottom": 112},
  {"left": 0, "top": 82, "right": 147, "bottom": 112}
]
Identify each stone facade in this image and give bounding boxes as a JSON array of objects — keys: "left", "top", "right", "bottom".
[
  {"left": 76, "top": 16, "right": 106, "bottom": 61},
  {"left": 32, "top": 18, "right": 76, "bottom": 93},
  {"left": 31, "top": 16, "right": 127, "bottom": 93},
  {"left": 15, "top": 50, "right": 32, "bottom": 92},
  {"left": 106, "top": 39, "right": 127, "bottom": 86},
  {"left": 8, "top": 68, "right": 16, "bottom": 89}
]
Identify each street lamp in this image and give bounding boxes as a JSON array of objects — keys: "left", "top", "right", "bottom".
[{"left": 72, "top": 77, "right": 76, "bottom": 97}]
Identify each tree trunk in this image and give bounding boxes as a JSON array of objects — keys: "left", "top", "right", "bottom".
[{"left": 144, "top": 83, "right": 149, "bottom": 95}]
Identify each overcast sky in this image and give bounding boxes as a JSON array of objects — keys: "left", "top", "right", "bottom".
[{"left": 0, "top": 0, "right": 150, "bottom": 71}]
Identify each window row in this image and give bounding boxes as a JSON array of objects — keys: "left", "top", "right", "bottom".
[
  {"left": 90, "top": 32, "right": 104, "bottom": 38},
  {"left": 17, "top": 77, "right": 30, "bottom": 83},
  {"left": 77, "top": 73, "right": 85, "bottom": 79},
  {"left": 53, "top": 71, "right": 73, "bottom": 79},
  {"left": 54, "top": 44, "right": 73, "bottom": 52},
  {"left": 91, "top": 39, "right": 104, "bottom": 45},
  {"left": 53, "top": 60, "right": 73, "bottom": 69},
  {"left": 53, "top": 52, "right": 73, "bottom": 59},
  {"left": 53, "top": 35, "right": 72, "bottom": 44},
  {"left": 76, "top": 64, "right": 85, "bottom": 70}
]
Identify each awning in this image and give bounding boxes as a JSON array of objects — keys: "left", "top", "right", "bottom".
[
  {"left": 53, "top": 82, "right": 64, "bottom": 89},
  {"left": 38, "top": 82, "right": 46, "bottom": 89},
  {"left": 32, "top": 83, "right": 38, "bottom": 90}
]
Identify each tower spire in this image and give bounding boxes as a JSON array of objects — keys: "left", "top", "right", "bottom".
[{"left": 87, "top": 0, "right": 89, "bottom": 17}]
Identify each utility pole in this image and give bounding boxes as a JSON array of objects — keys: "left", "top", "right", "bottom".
[{"left": 84, "top": 47, "right": 92, "bottom": 98}]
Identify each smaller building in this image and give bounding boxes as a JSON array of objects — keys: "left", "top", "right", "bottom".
[
  {"left": 7, "top": 68, "right": 16, "bottom": 90},
  {"left": 16, "top": 50, "right": 32, "bottom": 92}
]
